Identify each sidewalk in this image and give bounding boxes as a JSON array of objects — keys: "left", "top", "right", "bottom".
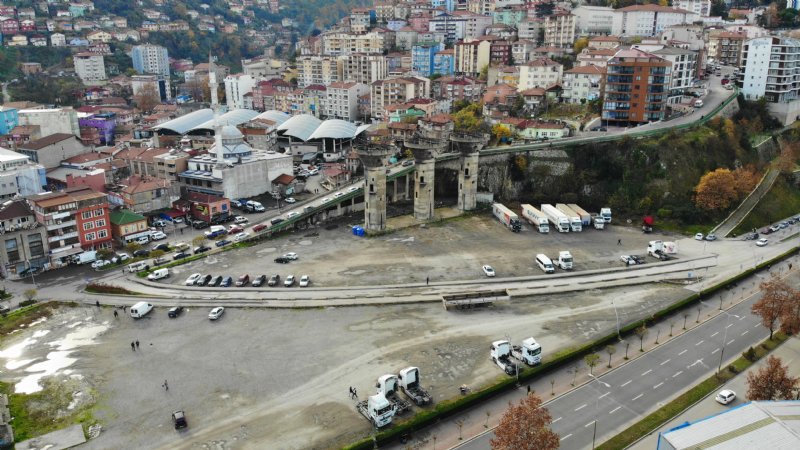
[{"left": 629, "top": 335, "right": 800, "bottom": 450}]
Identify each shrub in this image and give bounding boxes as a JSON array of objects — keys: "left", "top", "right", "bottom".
[
  {"left": 742, "top": 346, "right": 756, "bottom": 361},
  {"left": 85, "top": 282, "right": 136, "bottom": 295},
  {"left": 657, "top": 208, "right": 672, "bottom": 218},
  {"left": 18, "top": 299, "right": 37, "bottom": 308}
]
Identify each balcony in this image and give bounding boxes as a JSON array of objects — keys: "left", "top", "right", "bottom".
[
  {"left": 48, "top": 231, "right": 78, "bottom": 243},
  {"left": 52, "top": 211, "right": 72, "bottom": 220},
  {"left": 47, "top": 219, "right": 76, "bottom": 230}
]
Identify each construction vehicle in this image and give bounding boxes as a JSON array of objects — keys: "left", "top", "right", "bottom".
[
  {"left": 397, "top": 367, "right": 432, "bottom": 406},
  {"left": 567, "top": 204, "right": 592, "bottom": 227},
  {"left": 591, "top": 214, "right": 605, "bottom": 230},
  {"left": 511, "top": 337, "right": 543, "bottom": 366},
  {"left": 520, "top": 204, "right": 549, "bottom": 233},
  {"left": 376, "top": 374, "right": 411, "bottom": 415},
  {"left": 492, "top": 203, "right": 521, "bottom": 232},
  {"left": 555, "top": 250, "right": 573, "bottom": 270},
  {"left": 356, "top": 393, "right": 396, "bottom": 428},
  {"left": 556, "top": 203, "right": 582, "bottom": 232},
  {"left": 490, "top": 340, "right": 520, "bottom": 376},
  {"left": 541, "top": 204, "right": 570, "bottom": 233},
  {"left": 642, "top": 216, "right": 654, "bottom": 233},
  {"left": 648, "top": 240, "right": 677, "bottom": 260},
  {"left": 600, "top": 207, "right": 612, "bottom": 223}
]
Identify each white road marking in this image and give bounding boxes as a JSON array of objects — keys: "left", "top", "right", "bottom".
[
  {"left": 599, "top": 392, "right": 610, "bottom": 399},
  {"left": 553, "top": 417, "right": 562, "bottom": 424},
  {"left": 673, "top": 371, "right": 683, "bottom": 378},
  {"left": 621, "top": 380, "right": 632, "bottom": 387},
  {"left": 696, "top": 340, "right": 705, "bottom": 346},
  {"left": 585, "top": 420, "right": 596, "bottom": 428},
  {"left": 575, "top": 404, "right": 587, "bottom": 411},
  {"left": 642, "top": 369, "right": 653, "bottom": 376},
  {"left": 728, "top": 339, "right": 735, "bottom": 345},
  {"left": 561, "top": 434, "right": 573, "bottom": 441},
  {"left": 741, "top": 330, "right": 749, "bottom": 336},
  {"left": 610, "top": 406, "right": 621, "bottom": 414},
  {"left": 660, "top": 359, "right": 671, "bottom": 365},
  {"left": 632, "top": 394, "right": 643, "bottom": 401},
  {"left": 754, "top": 323, "right": 760, "bottom": 328},
  {"left": 712, "top": 348, "right": 719, "bottom": 354},
  {"left": 654, "top": 382, "right": 664, "bottom": 389},
  {"left": 710, "top": 332, "right": 719, "bottom": 337},
  {"left": 679, "top": 349, "right": 688, "bottom": 356},
  {"left": 726, "top": 323, "right": 734, "bottom": 329}
]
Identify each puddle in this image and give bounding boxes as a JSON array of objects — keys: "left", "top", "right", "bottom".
[
  {"left": 27, "top": 317, "right": 47, "bottom": 327},
  {"left": 49, "top": 324, "right": 108, "bottom": 351},
  {"left": 32, "top": 329, "right": 51, "bottom": 338},
  {"left": 0, "top": 337, "right": 38, "bottom": 359},
  {"left": 5, "top": 359, "right": 37, "bottom": 370},
  {"left": 16, "top": 351, "right": 78, "bottom": 394},
  {"left": 298, "top": 240, "right": 313, "bottom": 246}
]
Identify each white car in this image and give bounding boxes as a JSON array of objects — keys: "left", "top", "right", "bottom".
[
  {"left": 234, "top": 232, "right": 250, "bottom": 242},
  {"left": 136, "top": 235, "right": 150, "bottom": 245},
  {"left": 185, "top": 273, "right": 202, "bottom": 286},
  {"left": 208, "top": 307, "right": 225, "bottom": 320},
  {"left": 756, "top": 238, "right": 769, "bottom": 247},
  {"left": 112, "top": 253, "right": 130, "bottom": 263},
  {"left": 308, "top": 168, "right": 319, "bottom": 176},
  {"left": 286, "top": 211, "right": 300, "bottom": 219},
  {"left": 299, "top": 275, "right": 310, "bottom": 287},
  {"left": 151, "top": 231, "right": 167, "bottom": 240},
  {"left": 320, "top": 198, "right": 331, "bottom": 204},
  {"left": 284, "top": 197, "right": 296, "bottom": 204},
  {"left": 173, "top": 217, "right": 184, "bottom": 224},
  {"left": 234, "top": 216, "right": 249, "bottom": 224},
  {"left": 705, "top": 233, "right": 717, "bottom": 241},
  {"left": 284, "top": 275, "right": 295, "bottom": 287},
  {"left": 482, "top": 265, "right": 495, "bottom": 277},
  {"left": 694, "top": 233, "right": 704, "bottom": 240},
  {"left": 333, "top": 192, "right": 344, "bottom": 198},
  {"left": 347, "top": 186, "right": 359, "bottom": 192},
  {"left": 283, "top": 252, "right": 298, "bottom": 260},
  {"left": 91, "top": 259, "right": 111, "bottom": 269},
  {"left": 715, "top": 389, "right": 736, "bottom": 405},
  {"left": 620, "top": 255, "right": 637, "bottom": 265}
]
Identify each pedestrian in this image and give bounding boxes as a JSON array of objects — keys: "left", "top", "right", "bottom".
[
  {"left": 180, "top": 228, "right": 183, "bottom": 235},
  {"left": 617, "top": 239, "right": 622, "bottom": 246},
  {"left": 426, "top": 276, "right": 429, "bottom": 286},
  {"left": 353, "top": 387, "right": 357, "bottom": 398},
  {"left": 349, "top": 386, "right": 354, "bottom": 398},
  {"left": 95, "top": 300, "right": 100, "bottom": 307},
  {"left": 122, "top": 268, "right": 125, "bottom": 275},
  {"left": 527, "top": 385, "right": 531, "bottom": 394},
  {"left": 131, "top": 342, "right": 135, "bottom": 351},
  {"left": 113, "top": 310, "right": 118, "bottom": 318},
  {"left": 123, "top": 305, "right": 126, "bottom": 313},
  {"left": 164, "top": 379, "right": 169, "bottom": 391},
  {"left": 790, "top": 263, "right": 793, "bottom": 271},
  {"left": 135, "top": 340, "right": 140, "bottom": 349}
]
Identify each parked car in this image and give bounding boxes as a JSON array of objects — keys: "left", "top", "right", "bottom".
[
  {"left": 196, "top": 274, "right": 213, "bottom": 286},
  {"left": 268, "top": 274, "right": 281, "bottom": 286},
  {"left": 770, "top": 225, "right": 781, "bottom": 232},
  {"left": 694, "top": 233, "right": 704, "bottom": 240},
  {"left": 168, "top": 306, "right": 184, "bottom": 318},
  {"left": 216, "top": 239, "right": 232, "bottom": 247},
  {"left": 208, "top": 276, "right": 223, "bottom": 287},
  {"left": 193, "top": 245, "right": 211, "bottom": 254},
  {"left": 208, "top": 307, "right": 224, "bottom": 320},
  {"left": 228, "top": 225, "right": 244, "bottom": 234},
  {"left": 111, "top": 253, "right": 131, "bottom": 263},
  {"left": 333, "top": 192, "right": 344, "bottom": 198},
  {"left": 185, "top": 273, "right": 202, "bottom": 285},
  {"left": 251, "top": 274, "right": 267, "bottom": 287},
  {"left": 152, "top": 220, "right": 168, "bottom": 227},
  {"left": 235, "top": 274, "right": 250, "bottom": 287},
  {"left": 172, "top": 410, "right": 188, "bottom": 429},
  {"left": 234, "top": 216, "right": 249, "bottom": 224},
  {"left": 173, "top": 252, "right": 191, "bottom": 261},
  {"left": 283, "top": 252, "right": 298, "bottom": 260},
  {"left": 0, "top": 303, "right": 11, "bottom": 314},
  {"left": 152, "top": 243, "right": 171, "bottom": 252},
  {"left": 233, "top": 232, "right": 250, "bottom": 242},
  {"left": 253, "top": 224, "right": 268, "bottom": 233},
  {"left": 274, "top": 256, "right": 290, "bottom": 264},
  {"left": 91, "top": 259, "right": 111, "bottom": 269},
  {"left": 620, "top": 255, "right": 637, "bottom": 265},
  {"left": 270, "top": 218, "right": 285, "bottom": 226},
  {"left": 347, "top": 186, "right": 359, "bottom": 192},
  {"left": 705, "top": 233, "right": 717, "bottom": 241},
  {"left": 756, "top": 238, "right": 769, "bottom": 247},
  {"left": 153, "top": 257, "right": 169, "bottom": 266},
  {"left": 715, "top": 389, "right": 736, "bottom": 405},
  {"left": 299, "top": 275, "right": 311, "bottom": 287},
  {"left": 284, "top": 197, "right": 296, "bottom": 204},
  {"left": 284, "top": 275, "right": 296, "bottom": 287},
  {"left": 220, "top": 276, "right": 233, "bottom": 287},
  {"left": 482, "top": 265, "right": 495, "bottom": 277},
  {"left": 286, "top": 212, "right": 300, "bottom": 219},
  {"left": 133, "top": 249, "right": 150, "bottom": 258},
  {"left": 173, "top": 217, "right": 184, "bottom": 224},
  {"left": 151, "top": 231, "right": 167, "bottom": 240},
  {"left": 402, "top": 160, "right": 414, "bottom": 167},
  {"left": 192, "top": 220, "right": 209, "bottom": 229},
  {"left": 136, "top": 236, "right": 150, "bottom": 245}
]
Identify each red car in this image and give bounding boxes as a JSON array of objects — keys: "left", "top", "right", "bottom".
[
  {"left": 228, "top": 225, "right": 244, "bottom": 234},
  {"left": 253, "top": 224, "right": 268, "bottom": 233},
  {"left": 721, "top": 79, "right": 730, "bottom": 85}
]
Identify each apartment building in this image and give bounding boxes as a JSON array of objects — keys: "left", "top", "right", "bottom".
[
  {"left": 343, "top": 53, "right": 388, "bottom": 85},
  {"left": 544, "top": 12, "right": 576, "bottom": 49},
  {"left": 371, "top": 76, "right": 430, "bottom": 119},
  {"left": 326, "top": 82, "right": 370, "bottom": 121},
  {"left": 322, "top": 31, "right": 391, "bottom": 56},
  {"left": 0, "top": 200, "right": 49, "bottom": 278},
  {"left": 74, "top": 53, "right": 106, "bottom": 83},
  {"left": 224, "top": 74, "right": 256, "bottom": 109},
  {"left": 517, "top": 58, "right": 564, "bottom": 91},
  {"left": 738, "top": 36, "right": 800, "bottom": 104},
  {"left": 573, "top": 6, "right": 615, "bottom": 36},
  {"left": 602, "top": 48, "right": 671, "bottom": 125},
  {"left": 674, "top": 0, "right": 711, "bottom": 16},
  {"left": 131, "top": 44, "right": 170, "bottom": 76},
  {"left": 517, "top": 18, "right": 544, "bottom": 41},
  {"left": 454, "top": 39, "right": 491, "bottom": 76},
  {"left": 708, "top": 31, "right": 747, "bottom": 67},
  {"left": 562, "top": 65, "right": 605, "bottom": 104},
  {"left": 431, "top": 76, "right": 484, "bottom": 103},
  {"left": 297, "top": 56, "right": 341, "bottom": 88},
  {"left": 612, "top": 5, "right": 699, "bottom": 37},
  {"left": 651, "top": 47, "right": 698, "bottom": 102},
  {"left": 412, "top": 42, "right": 446, "bottom": 76}
]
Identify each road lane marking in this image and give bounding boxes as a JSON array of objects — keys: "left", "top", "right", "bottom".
[
  {"left": 696, "top": 340, "right": 705, "bottom": 346},
  {"left": 660, "top": 359, "right": 671, "bottom": 365},
  {"left": 728, "top": 339, "right": 735, "bottom": 345},
  {"left": 673, "top": 371, "right": 683, "bottom": 378},
  {"left": 585, "top": 420, "right": 596, "bottom": 428},
  {"left": 553, "top": 417, "right": 562, "bottom": 424},
  {"left": 610, "top": 406, "right": 621, "bottom": 414},
  {"left": 710, "top": 332, "right": 719, "bottom": 337},
  {"left": 726, "top": 323, "right": 734, "bottom": 328},
  {"left": 679, "top": 349, "right": 688, "bottom": 355},
  {"left": 742, "top": 330, "right": 749, "bottom": 336},
  {"left": 575, "top": 404, "right": 587, "bottom": 411},
  {"left": 712, "top": 348, "right": 719, "bottom": 354},
  {"left": 621, "top": 380, "right": 632, "bottom": 387},
  {"left": 561, "top": 434, "right": 573, "bottom": 441},
  {"left": 642, "top": 369, "right": 653, "bottom": 376},
  {"left": 632, "top": 394, "right": 643, "bottom": 401},
  {"left": 599, "top": 392, "right": 610, "bottom": 399},
  {"left": 654, "top": 382, "right": 664, "bottom": 389},
  {"left": 754, "top": 323, "right": 760, "bottom": 328}
]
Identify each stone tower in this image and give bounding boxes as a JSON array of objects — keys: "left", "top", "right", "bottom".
[
  {"left": 450, "top": 132, "right": 488, "bottom": 211},
  {"left": 404, "top": 136, "right": 446, "bottom": 221},
  {"left": 356, "top": 143, "right": 394, "bottom": 231}
]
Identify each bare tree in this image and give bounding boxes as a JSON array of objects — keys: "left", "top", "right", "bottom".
[
  {"left": 134, "top": 83, "right": 161, "bottom": 113},
  {"left": 605, "top": 344, "right": 617, "bottom": 368},
  {"left": 23, "top": 289, "right": 37, "bottom": 302},
  {"left": 635, "top": 324, "right": 648, "bottom": 352},
  {"left": 747, "top": 356, "right": 799, "bottom": 400},
  {"left": 490, "top": 393, "right": 559, "bottom": 450},
  {"left": 752, "top": 275, "right": 792, "bottom": 340},
  {"left": 584, "top": 353, "right": 600, "bottom": 375}
]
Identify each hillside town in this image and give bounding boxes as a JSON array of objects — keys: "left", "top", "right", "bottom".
[{"left": 0, "top": 0, "right": 796, "bottom": 280}]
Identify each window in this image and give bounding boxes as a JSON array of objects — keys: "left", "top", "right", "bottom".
[
  {"left": 27, "top": 234, "right": 44, "bottom": 258},
  {"left": 85, "top": 232, "right": 96, "bottom": 241},
  {"left": 83, "top": 222, "right": 94, "bottom": 230},
  {"left": 5, "top": 238, "right": 19, "bottom": 262},
  {"left": 82, "top": 211, "right": 92, "bottom": 219},
  {"left": 95, "top": 219, "right": 105, "bottom": 227},
  {"left": 94, "top": 209, "right": 104, "bottom": 217},
  {"left": 98, "top": 229, "right": 108, "bottom": 239}
]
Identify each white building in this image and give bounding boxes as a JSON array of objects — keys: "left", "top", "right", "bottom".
[
  {"left": 572, "top": 6, "right": 615, "bottom": 36},
  {"left": 612, "top": 5, "right": 700, "bottom": 37},
  {"left": 50, "top": 33, "right": 66, "bottom": 47},
  {"left": 296, "top": 56, "right": 341, "bottom": 88},
  {"left": 131, "top": 44, "right": 170, "bottom": 77},
  {"left": 342, "top": 53, "right": 388, "bottom": 85},
  {"left": 674, "top": 0, "right": 711, "bottom": 17},
  {"left": 326, "top": 82, "right": 369, "bottom": 121},
  {"left": 131, "top": 75, "right": 171, "bottom": 101},
  {"left": 651, "top": 47, "right": 698, "bottom": 103},
  {"left": 224, "top": 74, "right": 257, "bottom": 110},
  {"left": 73, "top": 53, "right": 106, "bottom": 83},
  {"left": 561, "top": 65, "right": 604, "bottom": 104},
  {"left": 738, "top": 36, "right": 800, "bottom": 125},
  {"left": 18, "top": 108, "right": 80, "bottom": 137},
  {"left": 544, "top": 12, "right": 576, "bottom": 49},
  {"left": 0, "top": 147, "right": 45, "bottom": 200},
  {"left": 517, "top": 18, "right": 543, "bottom": 41},
  {"left": 428, "top": 13, "right": 467, "bottom": 43},
  {"left": 517, "top": 58, "right": 563, "bottom": 91}
]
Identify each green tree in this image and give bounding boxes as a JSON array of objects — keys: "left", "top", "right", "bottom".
[{"left": 584, "top": 353, "right": 600, "bottom": 375}]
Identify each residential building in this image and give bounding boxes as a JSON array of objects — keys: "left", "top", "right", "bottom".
[
  {"left": 517, "top": 18, "right": 544, "bottom": 41},
  {"left": 350, "top": 8, "right": 372, "bottom": 33},
  {"left": 371, "top": 76, "right": 430, "bottom": 119},
  {"left": 74, "top": 53, "right": 107, "bottom": 83},
  {"left": 602, "top": 48, "right": 671, "bottom": 125},
  {"left": 28, "top": 187, "right": 113, "bottom": 267},
  {"left": 153, "top": 150, "right": 190, "bottom": 182},
  {"left": 50, "top": 33, "right": 66, "bottom": 46},
  {"left": 482, "top": 83, "right": 518, "bottom": 119},
  {"left": 322, "top": 31, "right": 390, "bottom": 56},
  {"left": 224, "top": 74, "right": 256, "bottom": 110},
  {"left": 517, "top": 58, "right": 564, "bottom": 91},
  {"left": 737, "top": 36, "right": 800, "bottom": 124},
  {"left": 0, "top": 200, "right": 49, "bottom": 278},
  {"left": 544, "top": 12, "right": 576, "bottom": 49},
  {"left": 110, "top": 175, "right": 173, "bottom": 213},
  {"left": 433, "top": 49, "right": 456, "bottom": 76},
  {"left": 109, "top": 209, "right": 150, "bottom": 245},
  {"left": 396, "top": 27, "right": 419, "bottom": 50},
  {"left": 326, "top": 82, "right": 370, "bottom": 121},
  {"left": 674, "top": 0, "right": 711, "bottom": 16},
  {"left": 131, "top": 75, "right": 171, "bottom": 101},
  {"left": 460, "top": 11, "right": 493, "bottom": 39},
  {"left": 131, "top": 44, "right": 170, "bottom": 76},
  {"left": 562, "top": 65, "right": 605, "bottom": 104},
  {"left": 342, "top": 53, "right": 388, "bottom": 85},
  {"left": 611, "top": 5, "right": 699, "bottom": 37},
  {"left": 577, "top": 47, "right": 617, "bottom": 68},
  {"left": 18, "top": 109, "right": 77, "bottom": 141},
  {"left": 454, "top": 39, "right": 491, "bottom": 76},
  {"left": 17, "top": 134, "right": 85, "bottom": 169},
  {"left": 428, "top": 13, "right": 466, "bottom": 44},
  {"left": 573, "top": 6, "right": 615, "bottom": 36},
  {"left": 296, "top": 55, "right": 341, "bottom": 88},
  {"left": 708, "top": 30, "right": 746, "bottom": 67},
  {"left": 412, "top": 42, "right": 445, "bottom": 76},
  {"left": 0, "top": 147, "right": 45, "bottom": 200},
  {"left": 651, "top": 47, "right": 698, "bottom": 102},
  {"left": 0, "top": 107, "right": 19, "bottom": 135}
]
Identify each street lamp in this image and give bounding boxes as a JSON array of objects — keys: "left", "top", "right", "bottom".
[
  {"left": 717, "top": 310, "right": 742, "bottom": 373},
  {"left": 588, "top": 373, "right": 611, "bottom": 450},
  {"left": 611, "top": 299, "right": 621, "bottom": 339}
]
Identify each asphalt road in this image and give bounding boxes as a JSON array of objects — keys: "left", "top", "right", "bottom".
[{"left": 454, "top": 282, "right": 773, "bottom": 450}]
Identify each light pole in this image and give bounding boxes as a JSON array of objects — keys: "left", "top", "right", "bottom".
[
  {"left": 588, "top": 373, "right": 611, "bottom": 450},
  {"left": 611, "top": 299, "right": 621, "bottom": 339},
  {"left": 717, "top": 310, "right": 742, "bottom": 373}
]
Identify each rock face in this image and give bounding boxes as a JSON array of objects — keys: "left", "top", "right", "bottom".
[{"left": 475, "top": 150, "right": 573, "bottom": 200}]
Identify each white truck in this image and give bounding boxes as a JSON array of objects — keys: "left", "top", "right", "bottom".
[
  {"left": 356, "top": 393, "right": 396, "bottom": 428},
  {"left": 600, "top": 207, "right": 612, "bottom": 223},
  {"left": 648, "top": 240, "right": 677, "bottom": 260},
  {"left": 375, "top": 374, "right": 410, "bottom": 415},
  {"left": 511, "top": 337, "right": 543, "bottom": 366},
  {"left": 492, "top": 203, "right": 521, "bottom": 232},
  {"left": 490, "top": 340, "right": 520, "bottom": 376},
  {"left": 556, "top": 203, "right": 582, "bottom": 232},
  {"left": 555, "top": 250, "right": 573, "bottom": 270},
  {"left": 568, "top": 204, "right": 592, "bottom": 227},
  {"left": 591, "top": 214, "right": 605, "bottom": 230},
  {"left": 71, "top": 250, "right": 97, "bottom": 265},
  {"left": 397, "top": 367, "right": 432, "bottom": 406},
  {"left": 520, "top": 204, "right": 549, "bottom": 233},
  {"left": 541, "top": 204, "right": 570, "bottom": 233}
]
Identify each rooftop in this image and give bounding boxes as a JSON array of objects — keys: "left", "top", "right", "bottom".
[{"left": 20, "top": 133, "right": 77, "bottom": 151}]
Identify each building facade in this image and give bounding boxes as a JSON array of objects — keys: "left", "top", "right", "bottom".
[
  {"left": 602, "top": 48, "right": 671, "bottom": 125},
  {"left": 131, "top": 44, "right": 170, "bottom": 76},
  {"left": 74, "top": 53, "right": 107, "bottom": 83},
  {"left": 544, "top": 12, "right": 576, "bottom": 49},
  {"left": 738, "top": 36, "right": 800, "bottom": 104},
  {"left": 326, "top": 82, "right": 370, "bottom": 121},
  {"left": 0, "top": 200, "right": 48, "bottom": 279}
]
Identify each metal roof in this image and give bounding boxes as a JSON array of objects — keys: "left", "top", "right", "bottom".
[
  {"left": 151, "top": 109, "right": 214, "bottom": 135},
  {"left": 278, "top": 114, "right": 369, "bottom": 142},
  {"left": 277, "top": 114, "right": 323, "bottom": 141},
  {"left": 189, "top": 109, "right": 260, "bottom": 133},
  {"left": 255, "top": 110, "right": 291, "bottom": 126}
]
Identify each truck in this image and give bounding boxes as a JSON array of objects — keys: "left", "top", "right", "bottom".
[
  {"left": 511, "top": 337, "right": 543, "bottom": 366},
  {"left": 567, "top": 204, "right": 592, "bottom": 227},
  {"left": 642, "top": 215, "right": 655, "bottom": 233},
  {"left": 356, "top": 393, "right": 396, "bottom": 428},
  {"left": 591, "top": 214, "right": 605, "bottom": 230},
  {"left": 647, "top": 240, "right": 677, "bottom": 260},
  {"left": 71, "top": 250, "right": 97, "bottom": 265},
  {"left": 520, "top": 204, "right": 549, "bottom": 233},
  {"left": 600, "top": 207, "right": 612, "bottom": 223},
  {"left": 397, "top": 367, "right": 432, "bottom": 406},
  {"left": 375, "top": 374, "right": 410, "bottom": 415},
  {"left": 245, "top": 200, "right": 265, "bottom": 213},
  {"left": 556, "top": 203, "right": 582, "bottom": 232},
  {"left": 555, "top": 250, "right": 573, "bottom": 270},
  {"left": 492, "top": 203, "right": 521, "bottom": 232},
  {"left": 541, "top": 204, "right": 570, "bottom": 233},
  {"left": 490, "top": 340, "right": 520, "bottom": 376}
]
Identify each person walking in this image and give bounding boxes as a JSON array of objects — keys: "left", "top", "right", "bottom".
[
  {"left": 135, "top": 340, "right": 140, "bottom": 349},
  {"left": 349, "top": 386, "right": 354, "bottom": 398},
  {"left": 131, "top": 342, "right": 135, "bottom": 351},
  {"left": 353, "top": 387, "right": 357, "bottom": 398},
  {"left": 164, "top": 380, "right": 169, "bottom": 391},
  {"left": 113, "top": 310, "right": 118, "bottom": 318},
  {"left": 96, "top": 300, "right": 100, "bottom": 307},
  {"left": 617, "top": 239, "right": 622, "bottom": 245},
  {"left": 426, "top": 276, "right": 429, "bottom": 286}
]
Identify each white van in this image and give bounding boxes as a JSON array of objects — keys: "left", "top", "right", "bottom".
[
  {"left": 127, "top": 261, "right": 149, "bottom": 273},
  {"left": 147, "top": 268, "right": 169, "bottom": 281},
  {"left": 535, "top": 254, "right": 555, "bottom": 274},
  {"left": 694, "top": 99, "right": 703, "bottom": 108},
  {"left": 130, "top": 302, "right": 153, "bottom": 318},
  {"left": 136, "top": 235, "right": 150, "bottom": 245}
]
